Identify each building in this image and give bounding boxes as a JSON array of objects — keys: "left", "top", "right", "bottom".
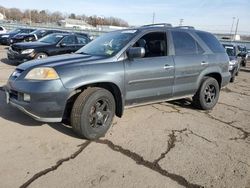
[
  {"left": 58, "top": 18, "right": 94, "bottom": 30},
  {"left": 0, "top": 13, "right": 5, "bottom": 20}
]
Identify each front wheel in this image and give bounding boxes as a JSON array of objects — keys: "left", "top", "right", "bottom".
[
  {"left": 192, "top": 77, "right": 220, "bottom": 110},
  {"left": 71, "top": 87, "right": 115, "bottom": 140}
]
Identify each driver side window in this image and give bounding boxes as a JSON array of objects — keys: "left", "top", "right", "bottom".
[
  {"left": 133, "top": 32, "right": 167, "bottom": 58},
  {"left": 61, "top": 35, "right": 76, "bottom": 45}
]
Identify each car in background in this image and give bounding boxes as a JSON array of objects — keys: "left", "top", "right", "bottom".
[
  {"left": 0, "top": 26, "right": 7, "bottom": 34},
  {"left": 0, "top": 28, "right": 35, "bottom": 45},
  {"left": 9, "top": 29, "right": 67, "bottom": 44},
  {"left": 222, "top": 44, "right": 240, "bottom": 82},
  {"left": 7, "top": 32, "right": 91, "bottom": 64},
  {"left": 237, "top": 45, "right": 248, "bottom": 67}
]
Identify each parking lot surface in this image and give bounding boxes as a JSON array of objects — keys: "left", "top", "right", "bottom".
[{"left": 0, "top": 45, "right": 249, "bottom": 188}]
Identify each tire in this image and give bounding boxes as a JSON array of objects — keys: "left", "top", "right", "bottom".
[
  {"left": 70, "top": 87, "right": 115, "bottom": 140},
  {"left": 192, "top": 77, "right": 220, "bottom": 110},
  {"left": 230, "top": 76, "right": 235, "bottom": 83},
  {"left": 35, "top": 52, "right": 48, "bottom": 59}
]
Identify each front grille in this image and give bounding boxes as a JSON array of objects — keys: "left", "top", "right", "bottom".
[{"left": 11, "top": 46, "right": 22, "bottom": 54}]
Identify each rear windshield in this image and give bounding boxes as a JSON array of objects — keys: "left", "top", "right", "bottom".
[{"left": 196, "top": 32, "right": 225, "bottom": 53}]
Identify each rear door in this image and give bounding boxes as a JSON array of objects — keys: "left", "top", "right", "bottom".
[
  {"left": 171, "top": 30, "right": 207, "bottom": 97},
  {"left": 124, "top": 31, "right": 175, "bottom": 105}
]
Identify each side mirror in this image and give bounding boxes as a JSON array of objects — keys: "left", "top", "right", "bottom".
[{"left": 128, "top": 47, "right": 145, "bottom": 59}]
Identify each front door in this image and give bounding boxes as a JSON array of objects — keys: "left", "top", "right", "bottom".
[{"left": 124, "top": 31, "right": 175, "bottom": 105}]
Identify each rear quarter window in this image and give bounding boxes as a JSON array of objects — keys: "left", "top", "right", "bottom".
[
  {"left": 196, "top": 32, "right": 225, "bottom": 53},
  {"left": 172, "top": 31, "right": 204, "bottom": 55}
]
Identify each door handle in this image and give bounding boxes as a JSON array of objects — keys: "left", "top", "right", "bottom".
[
  {"left": 164, "top": 64, "right": 174, "bottom": 70},
  {"left": 201, "top": 61, "right": 209, "bottom": 66}
]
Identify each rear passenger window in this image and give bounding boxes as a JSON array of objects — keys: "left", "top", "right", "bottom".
[
  {"left": 77, "top": 35, "right": 88, "bottom": 45},
  {"left": 196, "top": 32, "right": 224, "bottom": 53},
  {"left": 172, "top": 31, "right": 204, "bottom": 55}
]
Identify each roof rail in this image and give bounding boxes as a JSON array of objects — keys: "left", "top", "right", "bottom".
[
  {"left": 175, "top": 26, "right": 195, "bottom": 29},
  {"left": 141, "top": 23, "right": 172, "bottom": 28}
]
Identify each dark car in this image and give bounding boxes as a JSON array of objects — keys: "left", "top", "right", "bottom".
[
  {"left": 222, "top": 44, "right": 240, "bottom": 82},
  {"left": 9, "top": 29, "right": 67, "bottom": 44},
  {"left": 7, "top": 32, "right": 91, "bottom": 63},
  {"left": 0, "top": 28, "right": 35, "bottom": 45},
  {"left": 237, "top": 45, "right": 248, "bottom": 67},
  {"left": 4, "top": 24, "right": 231, "bottom": 140}
]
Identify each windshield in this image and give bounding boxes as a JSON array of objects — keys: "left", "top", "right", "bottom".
[
  {"left": 76, "top": 30, "right": 137, "bottom": 57},
  {"left": 38, "top": 34, "right": 63, "bottom": 44},
  {"left": 31, "top": 30, "right": 46, "bottom": 36},
  {"left": 225, "top": 47, "right": 235, "bottom": 56},
  {"left": 9, "top": 29, "right": 21, "bottom": 34}
]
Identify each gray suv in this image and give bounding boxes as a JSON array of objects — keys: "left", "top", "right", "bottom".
[{"left": 4, "top": 24, "right": 231, "bottom": 139}]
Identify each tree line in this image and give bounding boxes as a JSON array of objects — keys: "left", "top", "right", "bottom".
[{"left": 0, "top": 6, "right": 129, "bottom": 27}]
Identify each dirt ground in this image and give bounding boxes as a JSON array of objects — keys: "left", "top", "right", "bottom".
[{"left": 0, "top": 45, "right": 249, "bottom": 188}]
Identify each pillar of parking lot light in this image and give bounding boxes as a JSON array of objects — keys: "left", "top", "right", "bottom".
[
  {"left": 230, "top": 17, "right": 235, "bottom": 41},
  {"left": 234, "top": 18, "right": 239, "bottom": 41}
]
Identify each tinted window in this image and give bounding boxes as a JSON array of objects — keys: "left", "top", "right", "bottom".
[
  {"left": 196, "top": 32, "right": 224, "bottom": 53},
  {"left": 133, "top": 32, "right": 167, "bottom": 57},
  {"left": 0, "top": 27, "right": 3, "bottom": 31},
  {"left": 77, "top": 35, "right": 88, "bottom": 45},
  {"left": 61, "top": 35, "right": 76, "bottom": 44},
  {"left": 172, "top": 31, "right": 204, "bottom": 55}
]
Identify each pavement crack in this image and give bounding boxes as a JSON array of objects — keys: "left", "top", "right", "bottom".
[
  {"left": 20, "top": 141, "right": 91, "bottom": 188},
  {"left": 221, "top": 87, "right": 250, "bottom": 97},
  {"left": 95, "top": 139, "right": 203, "bottom": 188},
  {"left": 152, "top": 104, "right": 185, "bottom": 114},
  {"left": 153, "top": 129, "right": 180, "bottom": 164},
  {"left": 204, "top": 112, "right": 250, "bottom": 141},
  {"left": 218, "top": 102, "right": 250, "bottom": 113}
]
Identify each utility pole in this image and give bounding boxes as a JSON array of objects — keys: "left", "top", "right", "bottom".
[
  {"left": 234, "top": 18, "right": 239, "bottom": 41},
  {"left": 152, "top": 12, "right": 155, "bottom": 24},
  {"left": 179, "top": 18, "right": 184, "bottom": 26},
  {"left": 29, "top": 10, "right": 32, "bottom": 25},
  {"left": 230, "top": 17, "right": 235, "bottom": 41}
]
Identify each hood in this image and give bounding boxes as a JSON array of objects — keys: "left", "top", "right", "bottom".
[
  {"left": 12, "top": 33, "right": 30, "bottom": 39},
  {"left": 18, "top": 53, "right": 107, "bottom": 70},
  {"left": 12, "top": 41, "right": 52, "bottom": 49}
]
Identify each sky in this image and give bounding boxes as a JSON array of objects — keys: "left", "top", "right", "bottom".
[{"left": 0, "top": 0, "right": 249, "bottom": 34}]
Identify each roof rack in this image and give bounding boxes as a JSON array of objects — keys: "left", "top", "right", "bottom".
[
  {"left": 141, "top": 23, "right": 172, "bottom": 28},
  {"left": 175, "top": 26, "right": 195, "bottom": 29}
]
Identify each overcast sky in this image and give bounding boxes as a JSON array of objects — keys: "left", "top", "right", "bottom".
[{"left": 0, "top": 0, "right": 249, "bottom": 34}]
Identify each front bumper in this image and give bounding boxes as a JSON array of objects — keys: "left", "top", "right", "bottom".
[
  {"left": 4, "top": 77, "right": 73, "bottom": 122},
  {"left": 221, "top": 71, "right": 231, "bottom": 88},
  {"left": 0, "top": 37, "right": 11, "bottom": 45},
  {"left": 7, "top": 50, "right": 35, "bottom": 63}
]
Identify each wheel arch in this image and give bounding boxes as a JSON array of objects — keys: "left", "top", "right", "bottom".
[{"left": 63, "top": 82, "right": 124, "bottom": 123}]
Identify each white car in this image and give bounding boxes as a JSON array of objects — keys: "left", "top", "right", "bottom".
[{"left": 0, "top": 26, "right": 7, "bottom": 34}]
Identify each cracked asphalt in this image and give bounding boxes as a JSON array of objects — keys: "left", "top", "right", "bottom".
[{"left": 0, "top": 45, "right": 249, "bottom": 188}]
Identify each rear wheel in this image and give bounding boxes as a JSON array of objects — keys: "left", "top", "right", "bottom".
[
  {"left": 35, "top": 52, "right": 48, "bottom": 59},
  {"left": 193, "top": 77, "right": 220, "bottom": 110},
  {"left": 71, "top": 87, "right": 115, "bottom": 140}
]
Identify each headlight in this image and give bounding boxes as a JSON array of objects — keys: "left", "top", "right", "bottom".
[
  {"left": 21, "top": 49, "right": 34, "bottom": 54},
  {"left": 1, "top": 35, "right": 9, "bottom": 38},
  {"left": 229, "top": 60, "right": 237, "bottom": 65},
  {"left": 25, "top": 67, "right": 59, "bottom": 80}
]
